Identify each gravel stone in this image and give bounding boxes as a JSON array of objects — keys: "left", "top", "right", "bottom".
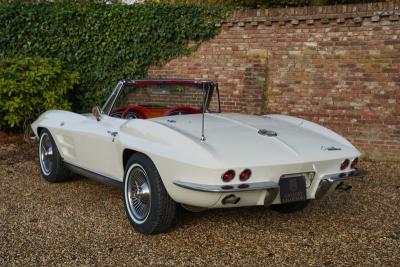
[{"left": 0, "top": 138, "right": 399, "bottom": 266}]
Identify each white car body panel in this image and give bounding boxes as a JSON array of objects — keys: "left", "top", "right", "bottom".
[{"left": 32, "top": 109, "right": 362, "bottom": 208}]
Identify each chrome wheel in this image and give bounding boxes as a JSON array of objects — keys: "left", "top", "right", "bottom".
[
  {"left": 123, "top": 154, "right": 177, "bottom": 234},
  {"left": 125, "top": 164, "right": 151, "bottom": 224},
  {"left": 39, "top": 132, "right": 53, "bottom": 175}
]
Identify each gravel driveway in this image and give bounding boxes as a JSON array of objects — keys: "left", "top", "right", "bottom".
[{"left": 0, "top": 138, "right": 399, "bottom": 266}]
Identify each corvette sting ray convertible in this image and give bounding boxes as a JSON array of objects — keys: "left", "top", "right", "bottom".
[{"left": 31, "top": 79, "right": 366, "bottom": 234}]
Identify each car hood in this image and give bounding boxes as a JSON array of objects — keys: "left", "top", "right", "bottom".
[{"left": 150, "top": 113, "right": 358, "bottom": 166}]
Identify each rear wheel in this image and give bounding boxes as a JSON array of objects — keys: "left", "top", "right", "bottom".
[
  {"left": 38, "top": 129, "right": 71, "bottom": 182},
  {"left": 272, "top": 200, "right": 310, "bottom": 213},
  {"left": 123, "top": 154, "right": 176, "bottom": 234}
]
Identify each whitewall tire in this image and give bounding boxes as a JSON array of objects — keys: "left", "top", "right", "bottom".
[{"left": 123, "top": 154, "right": 177, "bottom": 234}]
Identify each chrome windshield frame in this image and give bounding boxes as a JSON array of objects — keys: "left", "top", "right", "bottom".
[
  {"left": 101, "top": 79, "right": 219, "bottom": 117},
  {"left": 101, "top": 80, "right": 125, "bottom": 115}
]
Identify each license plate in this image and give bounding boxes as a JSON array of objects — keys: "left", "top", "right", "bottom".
[{"left": 279, "top": 176, "right": 307, "bottom": 203}]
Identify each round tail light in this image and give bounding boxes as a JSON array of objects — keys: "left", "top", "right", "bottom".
[
  {"left": 222, "top": 170, "right": 235, "bottom": 182},
  {"left": 351, "top": 157, "right": 358, "bottom": 169},
  {"left": 340, "top": 159, "right": 350, "bottom": 170},
  {"left": 239, "top": 169, "right": 252, "bottom": 181}
]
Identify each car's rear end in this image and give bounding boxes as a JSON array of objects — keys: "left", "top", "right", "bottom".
[{"left": 147, "top": 112, "right": 366, "bottom": 210}]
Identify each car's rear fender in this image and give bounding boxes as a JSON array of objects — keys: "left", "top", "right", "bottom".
[{"left": 266, "top": 114, "right": 359, "bottom": 152}]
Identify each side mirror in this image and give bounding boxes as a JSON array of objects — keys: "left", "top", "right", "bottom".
[{"left": 92, "top": 106, "right": 102, "bottom": 121}]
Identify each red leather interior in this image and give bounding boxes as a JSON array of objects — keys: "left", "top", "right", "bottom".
[
  {"left": 110, "top": 105, "right": 199, "bottom": 119},
  {"left": 163, "top": 106, "right": 200, "bottom": 116}
]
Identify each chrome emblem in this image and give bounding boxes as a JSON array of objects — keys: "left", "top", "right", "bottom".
[
  {"left": 258, "top": 129, "right": 277, "bottom": 137},
  {"left": 321, "top": 146, "right": 342, "bottom": 151}
]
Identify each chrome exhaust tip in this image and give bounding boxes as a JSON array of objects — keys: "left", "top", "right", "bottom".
[{"left": 222, "top": 194, "right": 240, "bottom": 205}]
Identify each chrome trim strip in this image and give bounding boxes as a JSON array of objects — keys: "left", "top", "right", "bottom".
[
  {"left": 173, "top": 181, "right": 279, "bottom": 193},
  {"left": 64, "top": 162, "right": 123, "bottom": 191}
]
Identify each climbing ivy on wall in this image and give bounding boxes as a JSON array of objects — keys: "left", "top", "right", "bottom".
[{"left": 0, "top": 2, "right": 226, "bottom": 112}]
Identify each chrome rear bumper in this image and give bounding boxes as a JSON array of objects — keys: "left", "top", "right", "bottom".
[
  {"left": 315, "top": 169, "right": 367, "bottom": 199},
  {"left": 173, "top": 180, "right": 280, "bottom": 207},
  {"left": 173, "top": 180, "right": 279, "bottom": 193},
  {"left": 174, "top": 169, "right": 367, "bottom": 207}
]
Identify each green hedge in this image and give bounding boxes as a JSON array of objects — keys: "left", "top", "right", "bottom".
[
  {"left": 0, "top": 57, "right": 79, "bottom": 129},
  {"left": 0, "top": 2, "right": 226, "bottom": 112}
]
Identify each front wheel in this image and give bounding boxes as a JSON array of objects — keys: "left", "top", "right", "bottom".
[
  {"left": 272, "top": 200, "right": 310, "bottom": 213},
  {"left": 123, "top": 154, "right": 176, "bottom": 234},
  {"left": 38, "top": 129, "right": 72, "bottom": 182}
]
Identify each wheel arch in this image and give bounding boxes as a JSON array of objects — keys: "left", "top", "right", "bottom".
[
  {"left": 123, "top": 149, "right": 168, "bottom": 176},
  {"left": 123, "top": 148, "right": 158, "bottom": 172},
  {"left": 37, "top": 126, "right": 45, "bottom": 136},
  {"left": 122, "top": 149, "right": 173, "bottom": 197}
]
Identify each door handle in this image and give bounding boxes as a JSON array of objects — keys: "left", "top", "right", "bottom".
[{"left": 107, "top": 131, "right": 118, "bottom": 137}]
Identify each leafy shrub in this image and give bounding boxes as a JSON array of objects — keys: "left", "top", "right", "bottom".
[
  {"left": 0, "top": 57, "right": 79, "bottom": 129},
  {"left": 0, "top": 2, "right": 226, "bottom": 112}
]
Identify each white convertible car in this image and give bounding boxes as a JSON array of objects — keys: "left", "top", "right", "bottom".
[{"left": 31, "top": 79, "right": 366, "bottom": 234}]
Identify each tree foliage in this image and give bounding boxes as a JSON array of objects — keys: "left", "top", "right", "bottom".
[{"left": 0, "top": 2, "right": 226, "bottom": 112}]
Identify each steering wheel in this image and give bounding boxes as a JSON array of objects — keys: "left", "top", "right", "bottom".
[
  {"left": 164, "top": 106, "right": 200, "bottom": 116},
  {"left": 124, "top": 111, "right": 142, "bottom": 119},
  {"left": 121, "top": 106, "right": 147, "bottom": 119},
  {"left": 110, "top": 108, "right": 124, "bottom": 118}
]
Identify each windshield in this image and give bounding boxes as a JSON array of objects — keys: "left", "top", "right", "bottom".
[{"left": 106, "top": 82, "right": 219, "bottom": 120}]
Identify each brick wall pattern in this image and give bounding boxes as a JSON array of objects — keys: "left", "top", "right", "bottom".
[{"left": 148, "top": 2, "right": 400, "bottom": 160}]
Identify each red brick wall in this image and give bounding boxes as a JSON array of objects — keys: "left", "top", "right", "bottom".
[{"left": 148, "top": 2, "right": 400, "bottom": 160}]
